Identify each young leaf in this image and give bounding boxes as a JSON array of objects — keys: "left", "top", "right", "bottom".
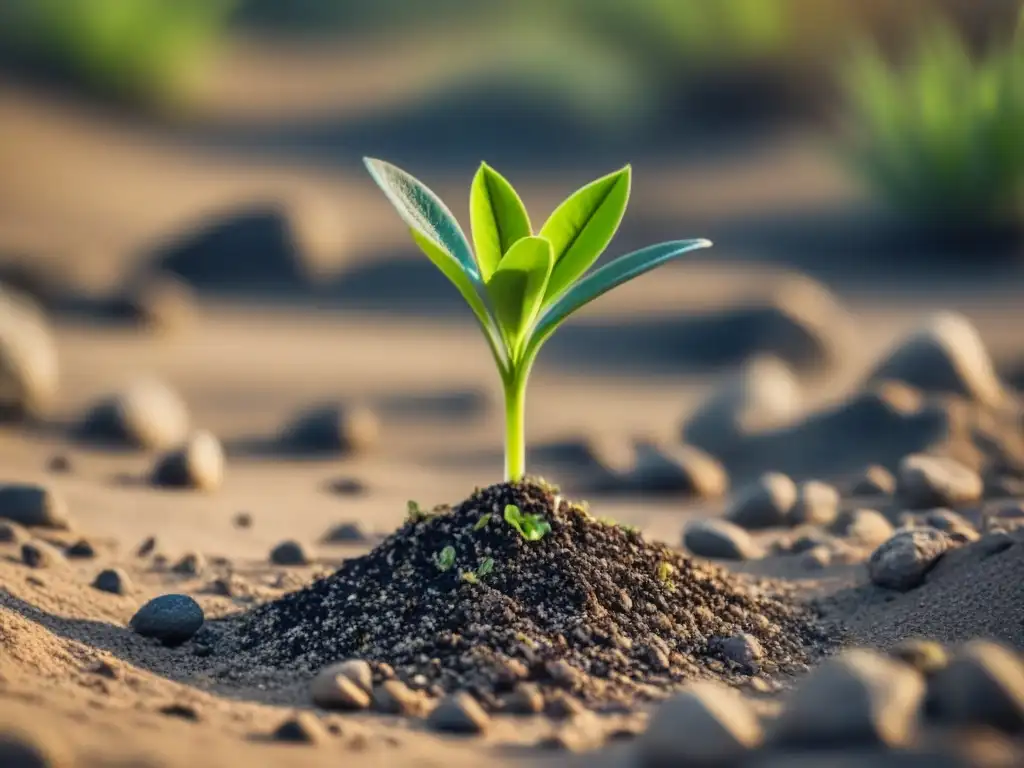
[
  {"left": 524, "top": 239, "right": 712, "bottom": 361},
  {"left": 364, "top": 157, "right": 478, "bottom": 278},
  {"left": 539, "top": 166, "right": 631, "bottom": 304},
  {"left": 503, "top": 504, "right": 552, "bottom": 542},
  {"left": 434, "top": 545, "right": 456, "bottom": 572},
  {"left": 485, "top": 236, "right": 553, "bottom": 354},
  {"left": 470, "top": 163, "right": 532, "bottom": 282}
]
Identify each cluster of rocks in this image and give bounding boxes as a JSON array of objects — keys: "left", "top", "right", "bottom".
[
  {"left": 635, "top": 639, "right": 1024, "bottom": 766},
  {"left": 220, "top": 480, "right": 828, "bottom": 715}
]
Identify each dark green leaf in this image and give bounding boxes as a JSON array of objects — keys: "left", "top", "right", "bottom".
[
  {"left": 539, "top": 166, "right": 631, "bottom": 304},
  {"left": 470, "top": 163, "right": 532, "bottom": 281}
]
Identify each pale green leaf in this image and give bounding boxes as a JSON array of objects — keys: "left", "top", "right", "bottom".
[
  {"left": 485, "top": 236, "right": 553, "bottom": 355},
  {"left": 525, "top": 239, "right": 712, "bottom": 360},
  {"left": 470, "top": 163, "right": 532, "bottom": 281},
  {"left": 539, "top": 166, "right": 631, "bottom": 304},
  {"left": 364, "top": 157, "right": 477, "bottom": 277}
]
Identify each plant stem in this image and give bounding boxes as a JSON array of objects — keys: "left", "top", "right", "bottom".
[{"left": 503, "top": 373, "right": 527, "bottom": 482}]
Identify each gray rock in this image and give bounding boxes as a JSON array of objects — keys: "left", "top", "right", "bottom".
[
  {"left": 320, "top": 521, "right": 371, "bottom": 544},
  {"left": 21, "top": 540, "right": 63, "bottom": 569},
  {"left": 272, "top": 712, "right": 329, "bottom": 745},
  {"left": 329, "top": 659, "right": 373, "bottom": 693},
  {"left": 682, "top": 355, "right": 802, "bottom": 458},
  {"left": 0, "top": 521, "right": 27, "bottom": 543},
  {"left": 279, "top": 403, "right": 378, "bottom": 455},
  {"left": 372, "top": 680, "right": 425, "bottom": 716},
  {"left": 129, "top": 594, "right": 204, "bottom": 646},
  {"left": 637, "top": 681, "right": 763, "bottom": 766},
  {"left": 170, "top": 552, "right": 206, "bottom": 576},
  {"left": 427, "top": 692, "right": 490, "bottom": 734},
  {"left": 868, "top": 529, "right": 950, "bottom": 591},
  {"left": 929, "top": 640, "right": 1024, "bottom": 733},
  {"left": 867, "top": 312, "right": 1007, "bottom": 408},
  {"left": 897, "top": 454, "right": 983, "bottom": 510},
  {"left": 769, "top": 649, "right": 925, "bottom": 749},
  {"left": 65, "top": 539, "right": 96, "bottom": 558},
  {"left": 0, "top": 286, "right": 59, "bottom": 419},
  {"left": 78, "top": 378, "right": 190, "bottom": 451},
  {"left": 850, "top": 465, "right": 896, "bottom": 496},
  {"left": 726, "top": 472, "right": 797, "bottom": 529},
  {"left": 151, "top": 430, "right": 224, "bottom": 492},
  {"left": 310, "top": 665, "right": 372, "bottom": 711},
  {"left": 270, "top": 540, "right": 310, "bottom": 566},
  {"left": 503, "top": 682, "right": 544, "bottom": 715},
  {"left": 714, "top": 633, "right": 764, "bottom": 669},
  {"left": 683, "top": 519, "right": 764, "bottom": 561},
  {"left": 829, "top": 509, "right": 895, "bottom": 548},
  {"left": 791, "top": 480, "right": 840, "bottom": 526},
  {"left": 93, "top": 568, "right": 131, "bottom": 595},
  {"left": 890, "top": 638, "right": 948, "bottom": 677},
  {"left": 0, "top": 485, "right": 70, "bottom": 529},
  {"left": 625, "top": 443, "right": 728, "bottom": 498}
]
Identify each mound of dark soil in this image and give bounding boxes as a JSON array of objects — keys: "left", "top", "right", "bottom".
[{"left": 223, "top": 480, "right": 828, "bottom": 710}]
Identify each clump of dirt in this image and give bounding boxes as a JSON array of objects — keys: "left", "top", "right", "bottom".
[{"left": 221, "top": 480, "right": 829, "bottom": 709}]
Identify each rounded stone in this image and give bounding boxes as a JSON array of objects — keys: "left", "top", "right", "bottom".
[
  {"left": 0, "top": 484, "right": 70, "bottom": 529},
  {"left": 78, "top": 379, "right": 190, "bottom": 451},
  {"left": 868, "top": 529, "right": 950, "bottom": 591},
  {"left": 310, "top": 665, "right": 372, "bottom": 711},
  {"left": 850, "top": 465, "right": 896, "bottom": 497},
  {"left": 0, "top": 286, "right": 60, "bottom": 420},
  {"left": 626, "top": 443, "right": 729, "bottom": 498},
  {"left": 790, "top": 480, "right": 840, "bottom": 526},
  {"left": 726, "top": 472, "right": 797, "bottom": 530},
  {"left": 93, "top": 568, "right": 131, "bottom": 595},
  {"left": 890, "top": 638, "right": 948, "bottom": 677},
  {"left": 270, "top": 540, "right": 311, "bottom": 566},
  {"left": 427, "top": 691, "right": 491, "bottom": 734},
  {"left": 21, "top": 540, "right": 63, "bottom": 569},
  {"left": 129, "top": 594, "right": 204, "bottom": 646},
  {"left": 683, "top": 519, "right": 764, "bottom": 561},
  {"left": 829, "top": 509, "right": 895, "bottom": 548},
  {"left": 279, "top": 403, "right": 379, "bottom": 455},
  {"left": 151, "top": 430, "right": 224, "bottom": 492},
  {"left": 897, "top": 454, "right": 983, "bottom": 510},
  {"left": 929, "top": 640, "right": 1024, "bottom": 733}
]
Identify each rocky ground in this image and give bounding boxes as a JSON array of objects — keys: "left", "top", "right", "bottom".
[{"left": 4, "top": 59, "right": 1024, "bottom": 767}]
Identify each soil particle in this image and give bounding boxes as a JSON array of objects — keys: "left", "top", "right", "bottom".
[
  {"left": 683, "top": 519, "right": 764, "bottom": 561},
  {"left": 791, "top": 480, "right": 840, "bottom": 526},
  {"left": 636, "top": 680, "right": 763, "bottom": 767},
  {"left": 768, "top": 649, "right": 925, "bottom": 750},
  {"left": 928, "top": 640, "right": 1024, "bottom": 733},
  {"left": 897, "top": 454, "right": 983, "bottom": 510},
  {"left": 713, "top": 633, "right": 764, "bottom": 671},
  {"left": 868, "top": 529, "right": 951, "bottom": 592},
  {"left": 269, "top": 540, "right": 311, "bottom": 566},
  {"left": 726, "top": 472, "right": 797, "bottom": 530},
  {"left": 223, "top": 481, "right": 825, "bottom": 710},
  {"left": 93, "top": 567, "right": 131, "bottom": 595},
  {"left": 0, "top": 484, "right": 71, "bottom": 529},
  {"left": 152, "top": 430, "right": 225, "bottom": 492},
  {"left": 426, "top": 692, "right": 490, "bottom": 735},
  {"left": 130, "top": 594, "right": 204, "bottom": 647}
]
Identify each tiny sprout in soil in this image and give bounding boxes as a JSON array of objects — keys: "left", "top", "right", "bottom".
[
  {"left": 434, "top": 545, "right": 456, "bottom": 572},
  {"left": 504, "top": 504, "right": 551, "bottom": 542},
  {"left": 407, "top": 500, "right": 427, "bottom": 523},
  {"left": 366, "top": 158, "right": 711, "bottom": 482},
  {"left": 477, "top": 557, "right": 495, "bottom": 577},
  {"left": 473, "top": 513, "right": 492, "bottom": 531}
]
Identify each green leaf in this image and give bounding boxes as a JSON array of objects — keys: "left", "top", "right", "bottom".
[
  {"left": 525, "top": 239, "right": 712, "bottom": 360},
  {"left": 473, "top": 513, "right": 492, "bottom": 531},
  {"left": 477, "top": 557, "right": 495, "bottom": 577},
  {"left": 435, "top": 545, "right": 456, "bottom": 572},
  {"left": 539, "top": 166, "right": 631, "bottom": 304},
  {"left": 364, "top": 157, "right": 477, "bottom": 278},
  {"left": 503, "top": 504, "right": 551, "bottom": 542},
  {"left": 470, "top": 163, "right": 532, "bottom": 282},
  {"left": 485, "top": 236, "right": 553, "bottom": 355}
]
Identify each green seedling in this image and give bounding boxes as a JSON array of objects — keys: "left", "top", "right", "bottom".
[
  {"left": 477, "top": 557, "right": 495, "bottom": 577},
  {"left": 503, "top": 504, "right": 551, "bottom": 542},
  {"left": 434, "top": 545, "right": 456, "bottom": 572},
  {"left": 407, "top": 500, "right": 429, "bottom": 523},
  {"left": 460, "top": 570, "right": 478, "bottom": 584},
  {"left": 473, "top": 513, "right": 492, "bottom": 531},
  {"left": 365, "top": 158, "right": 711, "bottom": 481}
]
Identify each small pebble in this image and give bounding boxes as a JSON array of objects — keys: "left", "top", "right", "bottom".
[
  {"left": 93, "top": 567, "right": 131, "bottom": 595},
  {"left": 0, "top": 484, "right": 70, "bottom": 529},
  {"left": 280, "top": 403, "right": 379, "bottom": 455},
  {"left": 373, "top": 680, "right": 424, "bottom": 716},
  {"left": 233, "top": 512, "right": 252, "bottom": 529},
  {"left": 78, "top": 379, "right": 190, "bottom": 451},
  {"left": 427, "top": 692, "right": 490, "bottom": 735},
  {"left": 890, "top": 638, "right": 948, "bottom": 677},
  {"left": 0, "top": 521, "right": 27, "bottom": 544},
  {"left": 851, "top": 465, "right": 896, "bottom": 496},
  {"left": 311, "top": 665, "right": 372, "bottom": 711},
  {"left": 929, "top": 640, "right": 1024, "bottom": 733},
  {"left": 272, "top": 712, "right": 330, "bottom": 745},
  {"left": 129, "top": 594, "right": 204, "bottom": 647},
  {"left": 715, "top": 633, "right": 764, "bottom": 670},
  {"left": 683, "top": 519, "right": 764, "bottom": 561},
  {"left": 136, "top": 536, "right": 157, "bottom": 557},
  {"left": 21, "top": 540, "right": 63, "bottom": 569},
  {"left": 725, "top": 472, "right": 797, "bottom": 529},
  {"left": 270, "top": 540, "right": 311, "bottom": 566},
  {"left": 897, "top": 454, "right": 983, "bottom": 509},
  {"left": 503, "top": 683, "right": 544, "bottom": 715},
  {"left": 151, "top": 430, "right": 224, "bottom": 492},
  {"left": 171, "top": 552, "right": 206, "bottom": 576},
  {"left": 790, "top": 480, "right": 840, "bottom": 526},
  {"left": 46, "top": 454, "right": 72, "bottom": 474},
  {"left": 829, "top": 509, "right": 895, "bottom": 548},
  {"left": 65, "top": 538, "right": 96, "bottom": 558},
  {"left": 320, "top": 521, "right": 371, "bottom": 544},
  {"left": 868, "top": 529, "right": 950, "bottom": 591},
  {"left": 328, "top": 477, "right": 367, "bottom": 495}
]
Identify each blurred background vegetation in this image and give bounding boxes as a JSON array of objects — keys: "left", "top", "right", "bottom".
[{"left": 0, "top": 0, "right": 1021, "bottom": 235}]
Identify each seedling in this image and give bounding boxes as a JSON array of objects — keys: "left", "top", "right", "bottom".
[
  {"left": 477, "top": 557, "right": 495, "bottom": 577},
  {"left": 366, "top": 158, "right": 711, "bottom": 481},
  {"left": 460, "top": 571, "right": 478, "bottom": 584},
  {"left": 407, "top": 500, "right": 428, "bottom": 523},
  {"left": 503, "top": 504, "right": 551, "bottom": 542},
  {"left": 434, "top": 545, "right": 456, "bottom": 572},
  {"left": 473, "top": 513, "right": 492, "bottom": 531}
]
